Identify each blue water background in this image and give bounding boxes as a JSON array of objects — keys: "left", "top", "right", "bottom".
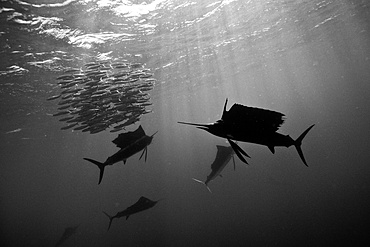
[{"left": 1, "top": 0, "right": 370, "bottom": 246}]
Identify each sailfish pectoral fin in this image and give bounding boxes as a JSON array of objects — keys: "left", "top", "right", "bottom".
[
  {"left": 232, "top": 156, "right": 236, "bottom": 171},
  {"left": 139, "top": 147, "right": 147, "bottom": 162},
  {"left": 227, "top": 139, "right": 250, "bottom": 165}
]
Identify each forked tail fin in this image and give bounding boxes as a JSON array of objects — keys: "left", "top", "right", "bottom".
[
  {"left": 83, "top": 158, "right": 105, "bottom": 184},
  {"left": 192, "top": 178, "right": 212, "bottom": 193},
  {"left": 102, "top": 211, "right": 114, "bottom": 231},
  {"left": 294, "top": 124, "right": 315, "bottom": 167}
]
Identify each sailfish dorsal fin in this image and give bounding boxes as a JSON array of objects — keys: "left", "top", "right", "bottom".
[
  {"left": 112, "top": 125, "right": 146, "bottom": 149},
  {"left": 223, "top": 103, "right": 285, "bottom": 133}
]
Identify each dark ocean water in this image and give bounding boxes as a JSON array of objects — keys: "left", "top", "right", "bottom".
[{"left": 1, "top": 0, "right": 370, "bottom": 246}]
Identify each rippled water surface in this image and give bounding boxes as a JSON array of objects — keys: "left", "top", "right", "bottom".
[{"left": 1, "top": 0, "right": 370, "bottom": 246}]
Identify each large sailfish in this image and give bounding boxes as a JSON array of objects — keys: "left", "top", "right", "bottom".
[
  {"left": 179, "top": 99, "right": 314, "bottom": 166},
  {"left": 84, "top": 125, "right": 157, "bottom": 184}
]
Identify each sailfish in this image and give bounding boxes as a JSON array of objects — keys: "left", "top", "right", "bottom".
[
  {"left": 102, "top": 196, "right": 161, "bottom": 231},
  {"left": 84, "top": 125, "right": 157, "bottom": 184},
  {"left": 193, "top": 145, "right": 235, "bottom": 192},
  {"left": 55, "top": 224, "right": 80, "bottom": 247},
  {"left": 178, "top": 99, "right": 314, "bottom": 166}
]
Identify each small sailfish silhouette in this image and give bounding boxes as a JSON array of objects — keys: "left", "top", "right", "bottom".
[
  {"left": 83, "top": 125, "right": 157, "bottom": 184},
  {"left": 102, "top": 196, "right": 162, "bottom": 231},
  {"left": 193, "top": 145, "right": 236, "bottom": 192},
  {"left": 55, "top": 224, "right": 80, "bottom": 247}
]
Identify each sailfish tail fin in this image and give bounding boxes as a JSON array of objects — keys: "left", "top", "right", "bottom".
[
  {"left": 192, "top": 178, "right": 212, "bottom": 193},
  {"left": 294, "top": 124, "right": 315, "bottom": 167},
  {"left": 102, "top": 211, "right": 114, "bottom": 231},
  {"left": 83, "top": 158, "right": 105, "bottom": 184}
]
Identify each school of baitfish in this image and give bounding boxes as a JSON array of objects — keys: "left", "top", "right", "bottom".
[{"left": 47, "top": 60, "right": 155, "bottom": 134}]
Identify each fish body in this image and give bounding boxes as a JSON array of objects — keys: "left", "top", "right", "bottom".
[
  {"left": 193, "top": 145, "right": 235, "bottom": 192},
  {"left": 102, "top": 196, "right": 160, "bottom": 230},
  {"left": 205, "top": 145, "right": 235, "bottom": 185},
  {"left": 179, "top": 99, "right": 314, "bottom": 166},
  {"left": 83, "top": 125, "right": 157, "bottom": 184},
  {"left": 55, "top": 224, "right": 80, "bottom": 247},
  {"left": 104, "top": 134, "right": 153, "bottom": 165}
]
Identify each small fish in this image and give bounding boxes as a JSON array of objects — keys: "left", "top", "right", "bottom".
[
  {"left": 61, "top": 94, "right": 73, "bottom": 100},
  {"left": 47, "top": 94, "right": 61, "bottom": 101},
  {"left": 57, "top": 75, "right": 74, "bottom": 80},
  {"left": 57, "top": 79, "right": 74, "bottom": 85},
  {"left": 130, "top": 63, "right": 143, "bottom": 68},
  {"left": 64, "top": 68, "right": 81, "bottom": 73},
  {"left": 53, "top": 111, "right": 70, "bottom": 116},
  {"left": 73, "top": 125, "right": 89, "bottom": 131},
  {"left": 59, "top": 116, "right": 75, "bottom": 122},
  {"left": 85, "top": 64, "right": 101, "bottom": 70},
  {"left": 5, "top": 128, "right": 22, "bottom": 134},
  {"left": 139, "top": 73, "right": 153, "bottom": 78}
]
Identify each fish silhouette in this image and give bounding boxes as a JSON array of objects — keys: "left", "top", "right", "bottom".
[
  {"left": 179, "top": 99, "right": 314, "bottom": 166},
  {"left": 193, "top": 145, "right": 235, "bottom": 192},
  {"left": 102, "top": 196, "right": 161, "bottom": 231},
  {"left": 55, "top": 224, "right": 80, "bottom": 247},
  {"left": 84, "top": 125, "right": 157, "bottom": 184}
]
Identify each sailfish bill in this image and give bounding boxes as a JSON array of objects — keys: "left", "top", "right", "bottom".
[
  {"left": 177, "top": 121, "right": 210, "bottom": 129},
  {"left": 177, "top": 121, "right": 251, "bottom": 165}
]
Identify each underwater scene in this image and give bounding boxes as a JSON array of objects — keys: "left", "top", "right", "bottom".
[{"left": 1, "top": 0, "right": 370, "bottom": 246}]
